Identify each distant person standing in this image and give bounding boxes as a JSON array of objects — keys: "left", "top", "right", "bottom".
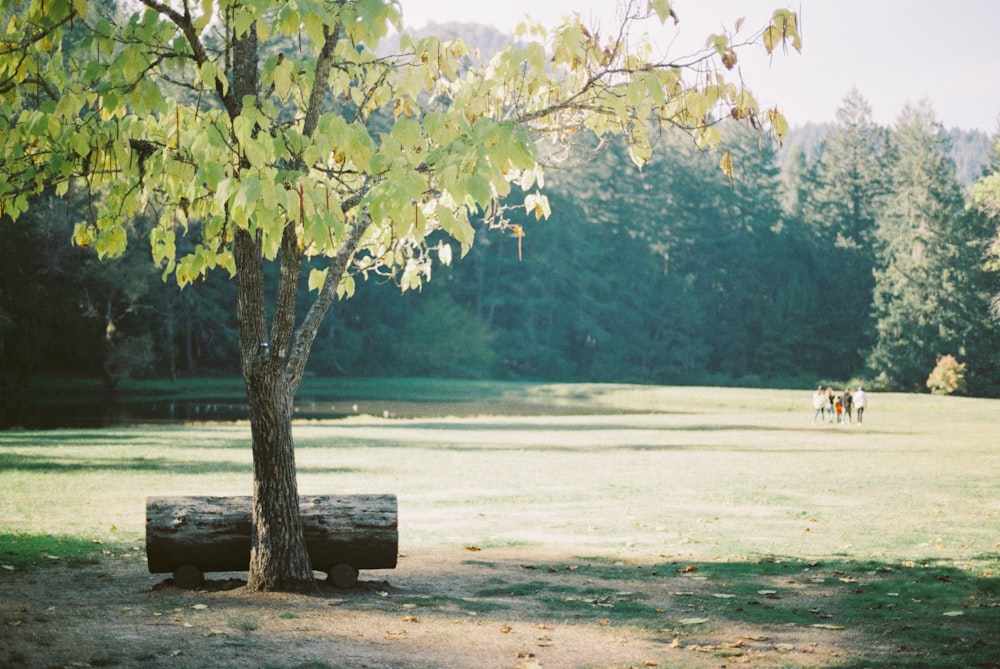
[
  {"left": 826, "top": 387, "right": 836, "bottom": 422},
  {"left": 854, "top": 385, "right": 867, "bottom": 423},
  {"left": 813, "top": 385, "right": 826, "bottom": 422},
  {"left": 841, "top": 388, "right": 854, "bottom": 424}
]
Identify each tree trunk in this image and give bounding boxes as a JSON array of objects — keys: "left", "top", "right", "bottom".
[{"left": 244, "top": 370, "right": 315, "bottom": 591}]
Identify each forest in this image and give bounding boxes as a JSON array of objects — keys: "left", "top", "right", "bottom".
[
  {"left": 3, "top": 90, "right": 998, "bottom": 396},
  {"left": 1, "top": 21, "right": 999, "bottom": 399}
]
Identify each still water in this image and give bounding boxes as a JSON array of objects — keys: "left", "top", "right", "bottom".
[{"left": 0, "top": 399, "right": 354, "bottom": 430}]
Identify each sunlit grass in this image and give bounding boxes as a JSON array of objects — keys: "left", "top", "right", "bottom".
[{"left": 1, "top": 384, "right": 998, "bottom": 570}]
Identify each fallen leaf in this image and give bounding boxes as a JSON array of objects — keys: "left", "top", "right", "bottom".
[
  {"left": 943, "top": 611, "right": 965, "bottom": 617},
  {"left": 403, "top": 616, "right": 419, "bottom": 623},
  {"left": 500, "top": 625, "right": 512, "bottom": 633},
  {"left": 1, "top": 565, "right": 14, "bottom": 571},
  {"left": 689, "top": 644, "right": 717, "bottom": 653},
  {"left": 597, "top": 619, "right": 610, "bottom": 626},
  {"left": 202, "top": 629, "right": 226, "bottom": 637},
  {"left": 678, "top": 565, "right": 699, "bottom": 573},
  {"left": 641, "top": 661, "right": 659, "bottom": 667},
  {"left": 5, "top": 620, "right": 22, "bottom": 627},
  {"left": 385, "top": 629, "right": 407, "bottom": 639},
  {"left": 775, "top": 643, "right": 795, "bottom": 651},
  {"left": 191, "top": 604, "right": 208, "bottom": 610},
  {"left": 678, "top": 617, "right": 710, "bottom": 625},
  {"left": 464, "top": 545, "right": 481, "bottom": 552},
  {"left": 810, "top": 624, "right": 845, "bottom": 630},
  {"left": 712, "top": 593, "right": 736, "bottom": 599},
  {"left": 534, "top": 623, "right": 554, "bottom": 630}
]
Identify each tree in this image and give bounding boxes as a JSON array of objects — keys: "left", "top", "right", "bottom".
[
  {"left": 1, "top": 0, "right": 798, "bottom": 591},
  {"left": 971, "top": 124, "right": 1000, "bottom": 316},
  {"left": 867, "top": 102, "right": 997, "bottom": 392},
  {"left": 926, "top": 354, "right": 966, "bottom": 396},
  {"left": 796, "top": 90, "right": 887, "bottom": 378}
]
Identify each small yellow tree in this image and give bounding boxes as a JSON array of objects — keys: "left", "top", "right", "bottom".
[{"left": 926, "top": 354, "right": 967, "bottom": 395}]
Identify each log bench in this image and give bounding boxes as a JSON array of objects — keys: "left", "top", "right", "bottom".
[{"left": 146, "top": 494, "right": 398, "bottom": 588}]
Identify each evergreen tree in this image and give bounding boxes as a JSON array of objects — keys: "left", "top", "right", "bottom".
[
  {"left": 799, "top": 89, "right": 888, "bottom": 377},
  {"left": 867, "top": 102, "right": 998, "bottom": 392}
]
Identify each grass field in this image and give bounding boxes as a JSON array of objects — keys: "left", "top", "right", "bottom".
[{"left": 1, "top": 382, "right": 998, "bottom": 668}]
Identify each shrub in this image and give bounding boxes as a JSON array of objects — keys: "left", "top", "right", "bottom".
[{"left": 926, "top": 354, "right": 967, "bottom": 395}]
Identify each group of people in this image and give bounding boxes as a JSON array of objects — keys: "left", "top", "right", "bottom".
[{"left": 812, "top": 384, "right": 867, "bottom": 424}]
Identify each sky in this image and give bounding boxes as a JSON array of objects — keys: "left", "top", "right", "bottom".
[{"left": 394, "top": 0, "right": 1000, "bottom": 133}]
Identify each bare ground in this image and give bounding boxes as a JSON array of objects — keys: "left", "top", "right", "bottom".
[{"left": 0, "top": 545, "right": 879, "bottom": 669}]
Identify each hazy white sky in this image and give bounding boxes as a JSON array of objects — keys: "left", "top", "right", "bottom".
[{"left": 395, "top": 0, "right": 1000, "bottom": 133}]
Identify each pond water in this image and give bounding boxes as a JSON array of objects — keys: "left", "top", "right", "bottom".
[{"left": 0, "top": 398, "right": 354, "bottom": 430}]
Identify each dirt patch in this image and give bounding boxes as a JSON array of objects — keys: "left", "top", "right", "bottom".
[{"left": 0, "top": 546, "right": 891, "bottom": 669}]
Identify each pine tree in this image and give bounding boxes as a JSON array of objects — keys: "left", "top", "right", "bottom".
[
  {"left": 800, "top": 90, "right": 888, "bottom": 377},
  {"left": 867, "top": 102, "right": 998, "bottom": 392}
]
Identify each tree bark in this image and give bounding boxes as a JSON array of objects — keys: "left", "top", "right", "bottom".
[{"left": 227, "top": 16, "right": 316, "bottom": 590}]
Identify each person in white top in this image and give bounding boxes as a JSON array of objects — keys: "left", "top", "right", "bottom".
[
  {"left": 813, "top": 386, "right": 827, "bottom": 422},
  {"left": 854, "top": 385, "right": 868, "bottom": 423}
]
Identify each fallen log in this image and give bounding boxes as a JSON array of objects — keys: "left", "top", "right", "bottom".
[{"left": 146, "top": 494, "right": 397, "bottom": 587}]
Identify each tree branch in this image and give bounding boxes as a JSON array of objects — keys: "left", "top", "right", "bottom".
[
  {"left": 137, "top": 0, "right": 240, "bottom": 117},
  {"left": 302, "top": 24, "right": 341, "bottom": 138},
  {"left": 285, "top": 214, "right": 372, "bottom": 394}
]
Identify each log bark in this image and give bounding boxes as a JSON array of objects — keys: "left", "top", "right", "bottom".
[{"left": 146, "top": 495, "right": 398, "bottom": 576}]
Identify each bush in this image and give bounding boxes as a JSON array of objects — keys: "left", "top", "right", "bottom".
[{"left": 926, "top": 354, "right": 967, "bottom": 395}]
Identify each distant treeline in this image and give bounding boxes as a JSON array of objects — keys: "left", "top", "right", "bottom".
[{"left": 2, "top": 90, "right": 998, "bottom": 396}]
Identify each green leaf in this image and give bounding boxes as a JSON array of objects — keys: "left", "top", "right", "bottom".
[
  {"left": 273, "top": 56, "right": 294, "bottom": 100},
  {"left": 336, "top": 273, "right": 356, "bottom": 299},
  {"left": 308, "top": 268, "right": 328, "bottom": 292},
  {"left": 232, "top": 176, "right": 262, "bottom": 221},
  {"left": 391, "top": 118, "right": 423, "bottom": 149},
  {"left": 462, "top": 175, "right": 491, "bottom": 207},
  {"left": 649, "top": 0, "right": 674, "bottom": 24}
]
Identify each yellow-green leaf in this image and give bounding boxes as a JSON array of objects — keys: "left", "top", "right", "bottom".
[
  {"left": 308, "top": 268, "right": 328, "bottom": 292},
  {"left": 719, "top": 150, "right": 734, "bottom": 186}
]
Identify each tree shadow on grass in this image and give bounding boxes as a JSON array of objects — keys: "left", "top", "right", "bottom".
[{"left": 456, "top": 554, "right": 1000, "bottom": 668}]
